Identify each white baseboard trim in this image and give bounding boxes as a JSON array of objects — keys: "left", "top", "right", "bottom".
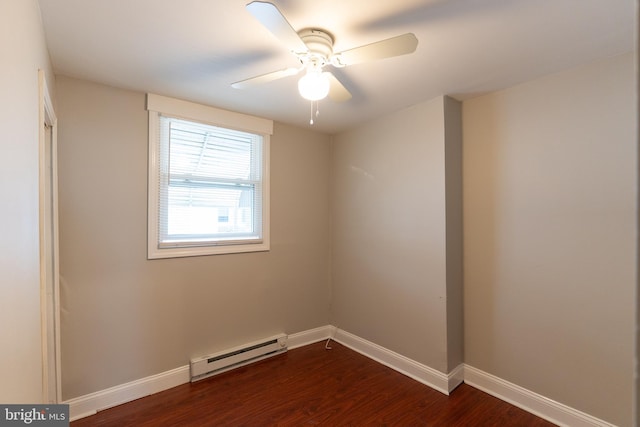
[
  {"left": 463, "top": 364, "right": 615, "bottom": 427},
  {"left": 447, "top": 363, "right": 465, "bottom": 392},
  {"left": 287, "top": 325, "right": 335, "bottom": 349},
  {"left": 65, "top": 365, "right": 190, "bottom": 422},
  {"left": 332, "top": 328, "right": 462, "bottom": 395}
]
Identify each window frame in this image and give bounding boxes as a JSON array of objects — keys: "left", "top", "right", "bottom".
[{"left": 147, "top": 94, "right": 272, "bottom": 259}]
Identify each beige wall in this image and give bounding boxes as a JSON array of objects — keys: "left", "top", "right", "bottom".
[
  {"left": 53, "top": 51, "right": 635, "bottom": 425},
  {"left": 463, "top": 53, "right": 636, "bottom": 426},
  {"left": 0, "top": 0, "right": 55, "bottom": 403},
  {"left": 331, "top": 96, "right": 463, "bottom": 373},
  {"left": 56, "top": 76, "right": 332, "bottom": 399}
]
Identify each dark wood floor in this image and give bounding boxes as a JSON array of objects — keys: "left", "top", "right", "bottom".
[{"left": 71, "top": 341, "right": 555, "bottom": 426}]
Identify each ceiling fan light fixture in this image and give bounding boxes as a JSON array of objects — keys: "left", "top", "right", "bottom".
[{"left": 298, "top": 68, "right": 330, "bottom": 101}]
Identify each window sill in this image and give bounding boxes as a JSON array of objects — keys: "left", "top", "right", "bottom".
[{"left": 147, "top": 241, "right": 270, "bottom": 259}]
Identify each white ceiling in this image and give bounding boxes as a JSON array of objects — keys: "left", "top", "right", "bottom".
[{"left": 37, "top": 0, "right": 635, "bottom": 134}]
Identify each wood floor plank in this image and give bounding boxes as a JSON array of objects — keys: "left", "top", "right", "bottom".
[{"left": 71, "top": 341, "right": 555, "bottom": 426}]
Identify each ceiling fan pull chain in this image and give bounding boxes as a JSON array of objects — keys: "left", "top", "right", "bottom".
[{"left": 309, "top": 100, "right": 320, "bottom": 125}]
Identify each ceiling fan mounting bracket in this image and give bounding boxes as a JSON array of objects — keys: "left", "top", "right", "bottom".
[{"left": 297, "top": 28, "right": 334, "bottom": 67}]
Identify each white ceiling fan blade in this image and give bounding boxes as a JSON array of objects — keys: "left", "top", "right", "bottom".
[
  {"left": 333, "top": 33, "right": 418, "bottom": 67},
  {"left": 232, "top": 67, "right": 300, "bottom": 89},
  {"left": 246, "top": 1, "right": 308, "bottom": 54},
  {"left": 325, "top": 72, "right": 352, "bottom": 102}
]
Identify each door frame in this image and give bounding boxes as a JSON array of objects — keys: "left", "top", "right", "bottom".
[{"left": 38, "top": 69, "right": 61, "bottom": 403}]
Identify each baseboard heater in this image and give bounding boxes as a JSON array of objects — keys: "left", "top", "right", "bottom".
[{"left": 190, "top": 334, "right": 288, "bottom": 382}]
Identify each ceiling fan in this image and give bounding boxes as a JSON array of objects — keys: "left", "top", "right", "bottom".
[{"left": 232, "top": 1, "right": 419, "bottom": 109}]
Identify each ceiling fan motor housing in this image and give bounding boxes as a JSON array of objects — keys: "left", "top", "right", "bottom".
[{"left": 298, "top": 28, "right": 334, "bottom": 66}]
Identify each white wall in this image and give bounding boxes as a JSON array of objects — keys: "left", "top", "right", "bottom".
[
  {"left": 0, "top": 0, "right": 54, "bottom": 403},
  {"left": 331, "top": 96, "right": 463, "bottom": 373},
  {"left": 463, "top": 53, "right": 636, "bottom": 426}
]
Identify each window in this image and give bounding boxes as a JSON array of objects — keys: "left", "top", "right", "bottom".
[{"left": 147, "top": 94, "right": 272, "bottom": 258}]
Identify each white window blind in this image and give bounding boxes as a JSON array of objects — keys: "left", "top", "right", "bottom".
[
  {"left": 158, "top": 116, "right": 263, "bottom": 246},
  {"left": 147, "top": 94, "right": 271, "bottom": 259}
]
